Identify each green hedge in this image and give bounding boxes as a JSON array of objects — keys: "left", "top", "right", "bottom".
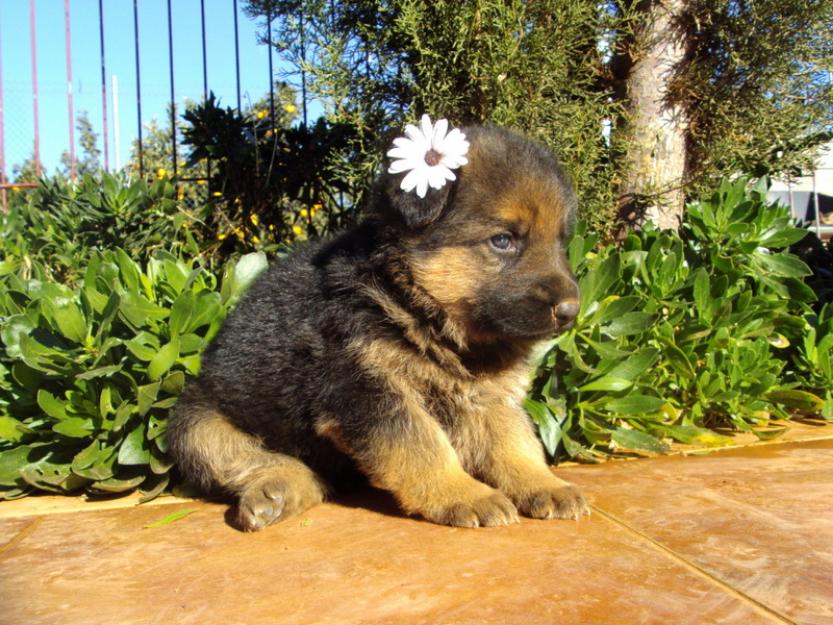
[
  {"left": 528, "top": 178, "right": 832, "bottom": 460},
  {"left": 0, "top": 177, "right": 831, "bottom": 500},
  {"left": 0, "top": 249, "right": 267, "bottom": 500}
]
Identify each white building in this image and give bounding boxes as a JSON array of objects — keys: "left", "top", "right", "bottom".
[{"left": 768, "top": 143, "right": 833, "bottom": 238}]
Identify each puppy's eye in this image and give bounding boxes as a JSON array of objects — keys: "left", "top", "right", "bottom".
[{"left": 489, "top": 233, "right": 515, "bottom": 252}]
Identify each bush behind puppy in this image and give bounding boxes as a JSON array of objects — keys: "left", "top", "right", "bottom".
[{"left": 169, "top": 124, "right": 589, "bottom": 531}]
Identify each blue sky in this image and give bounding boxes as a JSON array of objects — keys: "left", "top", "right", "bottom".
[{"left": 0, "top": 0, "right": 297, "bottom": 176}]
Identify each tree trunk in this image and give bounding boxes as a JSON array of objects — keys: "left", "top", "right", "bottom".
[{"left": 618, "top": 0, "right": 690, "bottom": 232}]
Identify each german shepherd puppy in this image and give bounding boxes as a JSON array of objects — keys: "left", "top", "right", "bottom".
[{"left": 169, "top": 125, "right": 589, "bottom": 531}]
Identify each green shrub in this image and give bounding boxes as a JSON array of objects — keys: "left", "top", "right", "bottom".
[
  {"left": 0, "top": 173, "right": 212, "bottom": 285},
  {"left": 1, "top": 175, "right": 830, "bottom": 501},
  {"left": 0, "top": 249, "right": 267, "bottom": 500},
  {"left": 528, "top": 178, "right": 830, "bottom": 460}
]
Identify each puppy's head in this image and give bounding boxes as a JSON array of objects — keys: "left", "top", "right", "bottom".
[{"left": 376, "top": 125, "right": 579, "bottom": 344}]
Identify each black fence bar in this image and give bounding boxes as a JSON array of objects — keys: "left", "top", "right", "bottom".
[
  {"left": 233, "top": 0, "right": 241, "bottom": 112},
  {"left": 132, "top": 0, "right": 144, "bottom": 175},
  {"left": 166, "top": 0, "right": 177, "bottom": 181},
  {"left": 200, "top": 0, "right": 211, "bottom": 195},
  {"left": 267, "top": 9, "right": 274, "bottom": 121},
  {"left": 98, "top": 0, "right": 109, "bottom": 171},
  {"left": 299, "top": 10, "right": 307, "bottom": 126},
  {"left": 200, "top": 0, "right": 208, "bottom": 100}
]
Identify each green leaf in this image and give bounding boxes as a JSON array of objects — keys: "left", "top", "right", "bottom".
[
  {"left": 1, "top": 314, "right": 35, "bottom": 359},
  {"left": 0, "top": 446, "right": 37, "bottom": 486},
  {"left": 52, "top": 418, "right": 94, "bottom": 438},
  {"left": 604, "top": 348, "right": 659, "bottom": 381},
  {"left": 50, "top": 299, "right": 88, "bottom": 343},
  {"left": 76, "top": 364, "right": 123, "bottom": 380},
  {"left": 602, "top": 312, "right": 656, "bottom": 338},
  {"left": 169, "top": 291, "right": 195, "bottom": 338},
  {"left": 118, "top": 423, "right": 150, "bottom": 465},
  {"left": 579, "top": 376, "right": 633, "bottom": 392},
  {"left": 147, "top": 339, "right": 180, "bottom": 381},
  {"left": 611, "top": 428, "right": 669, "bottom": 453},
  {"left": 523, "top": 399, "right": 562, "bottom": 456},
  {"left": 656, "top": 425, "right": 733, "bottom": 446},
  {"left": 119, "top": 291, "right": 168, "bottom": 328},
  {"left": 765, "top": 389, "right": 825, "bottom": 412},
  {"left": 87, "top": 474, "right": 145, "bottom": 494},
  {"left": 579, "top": 255, "right": 620, "bottom": 318},
  {"left": 37, "top": 390, "right": 69, "bottom": 420},
  {"left": 0, "top": 417, "right": 34, "bottom": 444},
  {"left": 143, "top": 509, "right": 196, "bottom": 529},
  {"left": 116, "top": 248, "right": 143, "bottom": 293},
  {"left": 692, "top": 268, "right": 711, "bottom": 324},
  {"left": 125, "top": 334, "right": 159, "bottom": 361},
  {"left": 160, "top": 370, "right": 186, "bottom": 395},
  {"left": 605, "top": 395, "right": 666, "bottom": 415},
  {"left": 752, "top": 252, "right": 811, "bottom": 278},
  {"left": 137, "top": 382, "right": 161, "bottom": 417}
]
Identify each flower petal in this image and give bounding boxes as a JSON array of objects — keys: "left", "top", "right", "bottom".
[
  {"left": 419, "top": 114, "right": 434, "bottom": 141},
  {"left": 427, "top": 166, "right": 449, "bottom": 190},
  {"left": 399, "top": 168, "right": 421, "bottom": 193},
  {"left": 387, "top": 146, "right": 419, "bottom": 160},
  {"left": 415, "top": 175, "right": 429, "bottom": 198},
  {"left": 404, "top": 124, "right": 426, "bottom": 144},
  {"left": 388, "top": 157, "right": 421, "bottom": 174},
  {"left": 431, "top": 119, "right": 449, "bottom": 148}
]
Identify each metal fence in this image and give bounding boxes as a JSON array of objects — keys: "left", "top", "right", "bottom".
[{"left": 0, "top": 0, "right": 298, "bottom": 210}]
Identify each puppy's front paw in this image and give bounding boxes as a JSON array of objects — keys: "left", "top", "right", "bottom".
[
  {"left": 518, "top": 482, "right": 590, "bottom": 520},
  {"left": 237, "top": 480, "right": 288, "bottom": 531},
  {"left": 423, "top": 487, "right": 519, "bottom": 528}
]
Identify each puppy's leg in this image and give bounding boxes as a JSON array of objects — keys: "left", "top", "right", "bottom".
[
  {"left": 317, "top": 409, "right": 518, "bottom": 528},
  {"left": 464, "top": 406, "right": 589, "bottom": 520},
  {"left": 169, "top": 400, "right": 326, "bottom": 531}
]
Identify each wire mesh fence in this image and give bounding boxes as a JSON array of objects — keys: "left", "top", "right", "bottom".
[{"left": 0, "top": 0, "right": 297, "bottom": 214}]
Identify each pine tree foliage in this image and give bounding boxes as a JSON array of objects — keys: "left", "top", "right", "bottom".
[{"left": 238, "top": 2, "right": 833, "bottom": 229}]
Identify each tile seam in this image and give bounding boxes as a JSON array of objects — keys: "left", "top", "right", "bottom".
[
  {"left": 591, "top": 505, "right": 798, "bottom": 625},
  {"left": 0, "top": 516, "right": 42, "bottom": 560}
]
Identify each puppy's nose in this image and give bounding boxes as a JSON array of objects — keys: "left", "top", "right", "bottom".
[{"left": 554, "top": 299, "right": 579, "bottom": 326}]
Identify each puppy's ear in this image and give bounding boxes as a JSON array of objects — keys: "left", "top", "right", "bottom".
[{"left": 379, "top": 171, "right": 454, "bottom": 229}]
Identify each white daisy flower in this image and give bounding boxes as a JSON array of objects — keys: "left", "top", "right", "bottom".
[{"left": 387, "top": 114, "right": 470, "bottom": 198}]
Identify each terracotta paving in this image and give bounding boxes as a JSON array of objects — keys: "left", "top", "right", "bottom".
[{"left": 1, "top": 431, "right": 832, "bottom": 625}]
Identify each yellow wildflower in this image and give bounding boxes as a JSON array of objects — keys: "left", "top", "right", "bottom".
[
  {"left": 256, "top": 110, "right": 268, "bottom": 120},
  {"left": 177, "top": 191, "right": 185, "bottom": 201},
  {"left": 234, "top": 228, "right": 244, "bottom": 240},
  {"left": 212, "top": 191, "right": 223, "bottom": 197},
  {"left": 250, "top": 214, "right": 259, "bottom": 226},
  {"left": 292, "top": 224, "right": 303, "bottom": 236},
  {"left": 285, "top": 104, "right": 297, "bottom": 114},
  {"left": 300, "top": 208, "right": 309, "bottom": 218},
  {"left": 157, "top": 168, "right": 167, "bottom": 179},
  {"left": 196, "top": 179, "right": 207, "bottom": 186},
  {"left": 252, "top": 235, "right": 260, "bottom": 244},
  {"left": 268, "top": 224, "right": 275, "bottom": 232},
  {"left": 217, "top": 233, "right": 227, "bottom": 241}
]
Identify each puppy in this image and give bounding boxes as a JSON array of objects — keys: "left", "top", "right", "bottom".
[{"left": 168, "top": 124, "right": 589, "bottom": 531}]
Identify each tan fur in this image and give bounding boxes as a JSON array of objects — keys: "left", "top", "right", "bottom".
[{"left": 172, "top": 404, "right": 326, "bottom": 530}]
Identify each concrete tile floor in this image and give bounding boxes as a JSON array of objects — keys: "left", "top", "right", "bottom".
[{"left": 1, "top": 433, "right": 832, "bottom": 625}]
